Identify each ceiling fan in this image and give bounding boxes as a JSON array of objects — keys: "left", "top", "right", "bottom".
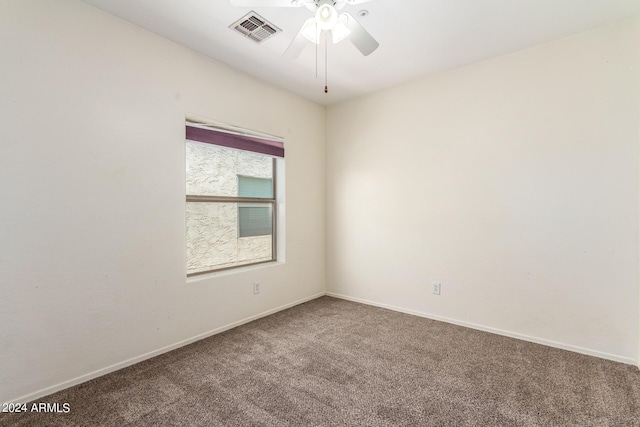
[{"left": 230, "top": 0, "right": 379, "bottom": 58}]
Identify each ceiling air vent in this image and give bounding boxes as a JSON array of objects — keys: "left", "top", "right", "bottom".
[{"left": 230, "top": 11, "right": 282, "bottom": 44}]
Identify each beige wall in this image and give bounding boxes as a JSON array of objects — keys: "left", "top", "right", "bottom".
[
  {"left": 326, "top": 17, "right": 640, "bottom": 364},
  {"left": 0, "top": 0, "right": 325, "bottom": 403}
]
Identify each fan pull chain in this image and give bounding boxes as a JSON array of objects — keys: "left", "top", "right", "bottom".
[
  {"left": 315, "top": 22, "right": 318, "bottom": 78},
  {"left": 324, "top": 34, "right": 328, "bottom": 94}
]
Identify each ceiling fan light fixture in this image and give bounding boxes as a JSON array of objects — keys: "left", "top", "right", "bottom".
[
  {"left": 301, "top": 17, "right": 320, "bottom": 44},
  {"left": 315, "top": 3, "right": 338, "bottom": 30},
  {"left": 331, "top": 15, "right": 350, "bottom": 43}
]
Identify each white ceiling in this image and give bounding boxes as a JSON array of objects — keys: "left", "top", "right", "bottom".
[{"left": 81, "top": 0, "right": 640, "bottom": 105}]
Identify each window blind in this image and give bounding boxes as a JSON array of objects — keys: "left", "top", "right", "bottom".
[{"left": 186, "top": 123, "right": 284, "bottom": 158}]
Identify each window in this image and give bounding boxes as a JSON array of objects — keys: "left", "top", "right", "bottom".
[
  {"left": 238, "top": 176, "right": 273, "bottom": 238},
  {"left": 185, "top": 123, "right": 284, "bottom": 276},
  {"left": 238, "top": 205, "right": 272, "bottom": 237}
]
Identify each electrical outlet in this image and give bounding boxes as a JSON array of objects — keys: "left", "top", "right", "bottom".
[
  {"left": 432, "top": 282, "right": 441, "bottom": 295},
  {"left": 253, "top": 282, "right": 260, "bottom": 294}
]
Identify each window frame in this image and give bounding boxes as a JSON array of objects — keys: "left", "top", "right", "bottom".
[{"left": 185, "top": 121, "right": 284, "bottom": 276}]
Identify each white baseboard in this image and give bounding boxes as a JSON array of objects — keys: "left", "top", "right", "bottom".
[
  {"left": 8, "top": 292, "right": 325, "bottom": 405},
  {"left": 9, "top": 290, "right": 636, "bottom": 404},
  {"left": 326, "top": 292, "right": 636, "bottom": 366}
]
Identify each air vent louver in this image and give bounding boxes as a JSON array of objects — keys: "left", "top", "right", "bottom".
[{"left": 230, "top": 11, "right": 281, "bottom": 44}]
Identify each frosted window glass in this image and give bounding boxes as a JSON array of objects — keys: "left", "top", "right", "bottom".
[
  {"left": 238, "top": 205, "right": 272, "bottom": 237},
  {"left": 238, "top": 176, "right": 273, "bottom": 198}
]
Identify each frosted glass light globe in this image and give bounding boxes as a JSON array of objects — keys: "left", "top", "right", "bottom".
[{"left": 315, "top": 4, "right": 338, "bottom": 30}]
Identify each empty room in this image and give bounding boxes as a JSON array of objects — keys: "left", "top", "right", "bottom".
[{"left": 1, "top": 0, "right": 639, "bottom": 425}]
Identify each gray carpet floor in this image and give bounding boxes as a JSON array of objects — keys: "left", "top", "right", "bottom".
[{"left": 2, "top": 296, "right": 639, "bottom": 426}]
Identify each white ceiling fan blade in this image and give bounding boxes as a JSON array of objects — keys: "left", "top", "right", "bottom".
[
  {"left": 283, "top": 20, "right": 311, "bottom": 59},
  {"left": 342, "top": 12, "right": 379, "bottom": 56},
  {"left": 230, "top": 0, "right": 307, "bottom": 7}
]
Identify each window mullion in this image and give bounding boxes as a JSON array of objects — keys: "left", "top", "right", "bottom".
[{"left": 186, "top": 195, "right": 275, "bottom": 203}]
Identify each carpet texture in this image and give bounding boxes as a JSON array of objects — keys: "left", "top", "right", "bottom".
[{"left": 2, "top": 296, "right": 639, "bottom": 426}]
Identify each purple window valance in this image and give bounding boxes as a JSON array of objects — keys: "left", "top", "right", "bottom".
[{"left": 186, "top": 125, "right": 284, "bottom": 158}]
